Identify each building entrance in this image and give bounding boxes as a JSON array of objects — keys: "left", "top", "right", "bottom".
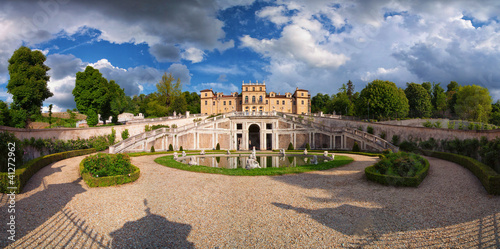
[{"left": 248, "top": 124, "right": 260, "bottom": 150}]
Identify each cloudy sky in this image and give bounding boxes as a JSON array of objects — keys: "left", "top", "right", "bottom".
[{"left": 1, "top": 0, "right": 499, "bottom": 112}]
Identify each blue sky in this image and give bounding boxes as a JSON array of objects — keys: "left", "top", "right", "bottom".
[{"left": 0, "top": 0, "right": 500, "bottom": 112}]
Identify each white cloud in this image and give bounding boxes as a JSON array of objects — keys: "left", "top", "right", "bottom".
[
  {"left": 194, "top": 64, "right": 246, "bottom": 75},
  {"left": 256, "top": 6, "right": 290, "bottom": 26},
  {"left": 181, "top": 47, "right": 205, "bottom": 63},
  {"left": 167, "top": 63, "right": 192, "bottom": 85}
]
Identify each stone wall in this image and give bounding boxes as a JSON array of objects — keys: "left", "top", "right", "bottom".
[
  {"left": 0, "top": 116, "right": 205, "bottom": 142},
  {"left": 312, "top": 116, "right": 500, "bottom": 142}
]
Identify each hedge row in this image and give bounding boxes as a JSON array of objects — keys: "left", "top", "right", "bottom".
[
  {"left": 364, "top": 158, "right": 430, "bottom": 187},
  {"left": 422, "top": 150, "right": 500, "bottom": 195},
  {"left": 80, "top": 160, "right": 140, "bottom": 187},
  {"left": 0, "top": 148, "right": 96, "bottom": 193}
]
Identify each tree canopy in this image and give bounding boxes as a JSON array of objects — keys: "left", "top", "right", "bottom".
[
  {"left": 405, "top": 83, "right": 432, "bottom": 118},
  {"left": 455, "top": 85, "right": 492, "bottom": 122},
  {"left": 7, "top": 46, "right": 53, "bottom": 124},
  {"left": 356, "top": 80, "right": 409, "bottom": 119}
]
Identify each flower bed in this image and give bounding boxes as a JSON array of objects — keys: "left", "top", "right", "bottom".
[
  {"left": 365, "top": 152, "right": 429, "bottom": 187},
  {"left": 80, "top": 153, "right": 140, "bottom": 187}
]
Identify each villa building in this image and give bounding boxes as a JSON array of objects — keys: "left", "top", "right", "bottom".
[{"left": 200, "top": 81, "right": 311, "bottom": 115}]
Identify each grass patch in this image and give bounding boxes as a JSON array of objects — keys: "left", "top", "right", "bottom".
[{"left": 154, "top": 154, "right": 353, "bottom": 176}]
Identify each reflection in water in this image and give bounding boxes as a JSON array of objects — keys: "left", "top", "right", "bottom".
[{"left": 179, "top": 155, "right": 331, "bottom": 169}]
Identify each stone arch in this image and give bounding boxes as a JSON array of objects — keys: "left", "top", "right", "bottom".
[{"left": 248, "top": 124, "right": 260, "bottom": 150}]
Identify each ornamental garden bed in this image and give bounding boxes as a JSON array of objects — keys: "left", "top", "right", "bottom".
[
  {"left": 80, "top": 153, "right": 140, "bottom": 187},
  {"left": 365, "top": 151, "right": 429, "bottom": 187}
]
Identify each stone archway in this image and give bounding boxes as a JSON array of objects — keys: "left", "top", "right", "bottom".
[{"left": 248, "top": 124, "right": 260, "bottom": 150}]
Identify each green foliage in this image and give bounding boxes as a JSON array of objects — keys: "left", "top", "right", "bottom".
[
  {"left": 419, "top": 138, "right": 438, "bottom": 151},
  {"left": 468, "top": 122, "right": 474, "bottom": 130},
  {"left": 423, "top": 120, "right": 433, "bottom": 128},
  {"left": 7, "top": 46, "right": 53, "bottom": 118},
  {"left": 86, "top": 109, "right": 98, "bottom": 127},
  {"left": 73, "top": 66, "right": 111, "bottom": 121},
  {"left": 82, "top": 153, "right": 133, "bottom": 177},
  {"left": 121, "top": 129, "right": 129, "bottom": 140},
  {"left": 0, "top": 132, "right": 24, "bottom": 172},
  {"left": 356, "top": 80, "right": 409, "bottom": 119},
  {"left": 0, "top": 148, "right": 95, "bottom": 193},
  {"left": 150, "top": 146, "right": 155, "bottom": 152},
  {"left": 172, "top": 124, "right": 178, "bottom": 129},
  {"left": 434, "top": 121, "right": 442, "bottom": 128},
  {"left": 357, "top": 126, "right": 363, "bottom": 131},
  {"left": 422, "top": 150, "right": 499, "bottom": 195},
  {"left": 405, "top": 83, "right": 432, "bottom": 118},
  {"left": 455, "top": 85, "right": 492, "bottom": 122},
  {"left": 352, "top": 142, "right": 360, "bottom": 152},
  {"left": 311, "top": 93, "right": 331, "bottom": 113},
  {"left": 150, "top": 124, "right": 170, "bottom": 130},
  {"left": 287, "top": 142, "right": 294, "bottom": 150},
  {"left": 365, "top": 152, "right": 429, "bottom": 187},
  {"left": 169, "top": 144, "right": 173, "bottom": 151},
  {"left": 193, "top": 118, "right": 202, "bottom": 122},
  {"left": 399, "top": 140, "right": 419, "bottom": 153},
  {"left": 180, "top": 146, "right": 184, "bottom": 151},
  {"left": 145, "top": 125, "right": 151, "bottom": 132},
  {"left": 490, "top": 100, "right": 500, "bottom": 126},
  {"left": 10, "top": 108, "right": 27, "bottom": 128},
  {"left": 391, "top": 135, "right": 400, "bottom": 146},
  {"left": 379, "top": 131, "right": 386, "bottom": 140},
  {"left": 108, "top": 128, "right": 116, "bottom": 144},
  {"left": 216, "top": 143, "right": 220, "bottom": 150},
  {"left": 431, "top": 83, "right": 447, "bottom": 117},
  {"left": 0, "top": 101, "right": 10, "bottom": 126},
  {"left": 305, "top": 143, "right": 311, "bottom": 150},
  {"left": 48, "top": 104, "right": 53, "bottom": 125},
  {"left": 458, "top": 120, "right": 464, "bottom": 130},
  {"left": 447, "top": 121, "right": 454, "bottom": 129},
  {"left": 475, "top": 122, "right": 481, "bottom": 131},
  {"left": 184, "top": 91, "right": 201, "bottom": 114}
]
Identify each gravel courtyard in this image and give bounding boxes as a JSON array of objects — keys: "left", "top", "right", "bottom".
[{"left": 1, "top": 153, "right": 499, "bottom": 248}]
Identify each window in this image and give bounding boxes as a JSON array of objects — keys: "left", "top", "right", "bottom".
[
  {"left": 266, "top": 123, "right": 272, "bottom": 129},
  {"left": 246, "top": 87, "right": 248, "bottom": 91},
  {"left": 301, "top": 100, "right": 304, "bottom": 105},
  {"left": 223, "top": 101, "right": 226, "bottom": 105},
  {"left": 245, "top": 96, "right": 248, "bottom": 103},
  {"left": 205, "top": 93, "right": 207, "bottom": 97},
  {"left": 237, "top": 124, "right": 242, "bottom": 130},
  {"left": 252, "top": 96, "right": 256, "bottom": 103},
  {"left": 259, "top": 96, "right": 263, "bottom": 102},
  {"left": 282, "top": 100, "right": 285, "bottom": 105},
  {"left": 205, "top": 100, "right": 207, "bottom": 105},
  {"left": 213, "top": 101, "right": 215, "bottom": 105},
  {"left": 240, "top": 100, "right": 242, "bottom": 104},
  {"left": 253, "top": 87, "right": 255, "bottom": 91},
  {"left": 301, "top": 92, "right": 304, "bottom": 96},
  {"left": 266, "top": 100, "right": 268, "bottom": 104},
  {"left": 276, "top": 100, "right": 279, "bottom": 105},
  {"left": 229, "top": 100, "right": 232, "bottom": 105},
  {"left": 260, "top": 87, "right": 262, "bottom": 91}
]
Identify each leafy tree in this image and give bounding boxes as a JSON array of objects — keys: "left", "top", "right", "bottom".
[
  {"left": 455, "top": 85, "right": 492, "bottom": 122},
  {"left": 432, "top": 83, "right": 447, "bottom": 117},
  {"left": 73, "top": 66, "right": 111, "bottom": 122},
  {"left": 170, "top": 95, "right": 187, "bottom": 114},
  {"left": 184, "top": 91, "right": 201, "bottom": 114},
  {"left": 346, "top": 80, "right": 355, "bottom": 100},
  {"left": 0, "top": 101, "right": 10, "bottom": 126},
  {"left": 7, "top": 46, "right": 53, "bottom": 121},
  {"left": 145, "top": 98, "right": 169, "bottom": 118},
  {"left": 311, "top": 93, "right": 331, "bottom": 113},
  {"left": 356, "top": 80, "right": 409, "bottom": 119},
  {"left": 10, "top": 107, "right": 27, "bottom": 128},
  {"left": 157, "top": 72, "right": 182, "bottom": 108},
  {"left": 48, "top": 104, "right": 53, "bottom": 126},
  {"left": 447, "top": 81, "right": 459, "bottom": 116},
  {"left": 86, "top": 109, "right": 98, "bottom": 127},
  {"left": 121, "top": 129, "right": 130, "bottom": 140},
  {"left": 489, "top": 100, "right": 500, "bottom": 126},
  {"left": 421, "top": 82, "right": 432, "bottom": 97},
  {"left": 108, "top": 80, "right": 127, "bottom": 123},
  {"left": 404, "top": 83, "right": 432, "bottom": 118}
]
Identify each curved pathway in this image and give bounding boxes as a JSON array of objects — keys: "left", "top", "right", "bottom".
[{"left": 1, "top": 154, "right": 499, "bottom": 248}]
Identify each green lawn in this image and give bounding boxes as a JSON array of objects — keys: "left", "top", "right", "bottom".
[{"left": 154, "top": 154, "right": 354, "bottom": 176}]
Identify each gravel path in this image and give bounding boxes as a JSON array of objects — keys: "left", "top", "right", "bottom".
[{"left": 1, "top": 153, "right": 499, "bottom": 248}]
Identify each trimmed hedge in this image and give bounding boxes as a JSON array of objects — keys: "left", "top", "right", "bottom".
[
  {"left": 422, "top": 150, "right": 500, "bottom": 195},
  {"left": 0, "top": 148, "right": 96, "bottom": 193},
  {"left": 80, "top": 157, "right": 140, "bottom": 188},
  {"left": 365, "top": 155, "right": 430, "bottom": 187}
]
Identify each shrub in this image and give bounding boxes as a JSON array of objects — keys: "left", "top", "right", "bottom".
[
  {"left": 399, "top": 140, "right": 419, "bottom": 153},
  {"left": 216, "top": 143, "right": 220, "bottom": 150},
  {"left": 468, "top": 122, "right": 474, "bottom": 130},
  {"left": 447, "top": 121, "right": 455, "bottom": 129},
  {"left": 365, "top": 152, "right": 429, "bottom": 187},
  {"left": 172, "top": 124, "right": 178, "bottom": 129},
  {"left": 82, "top": 153, "right": 133, "bottom": 178},
  {"left": 367, "top": 126, "right": 374, "bottom": 134},
  {"left": 352, "top": 142, "right": 360, "bottom": 152},
  {"left": 121, "top": 129, "right": 130, "bottom": 140},
  {"left": 458, "top": 120, "right": 464, "bottom": 130},
  {"left": 0, "top": 132, "right": 24, "bottom": 172},
  {"left": 391, "top": 135, "right": 400, "bottom": 146},
  {"left": 379, "top": 131, "right": 386, "bottom": 140},
  {"left": 151, "top": 124, "right": 170, "bottom": 130},
  {"left": 305, "top": 143, "right": 311, "bottom": 150},
  {"left": 434, "top": 121, "right": 441, "bottom": 128},
  {"left": 150, "top": 146, "right": 155, "bottom": 152},
  {"left": 287, "top": 142, "right": 294, "bottom": 150},
  {"left": 180, "top": 146, "right": 184, "bottom": 151},
  {"left": 86, "top": 109, "right": 98, "bottom": 127},
  {"left": 419, "top": 138, "right": 438, "bottom": 151},
  {"left": 358, "top": 126, "right": 363, "bottom": 131},
  {"left": 108, "top": 128, "right": 116, "bottom": 144},
  {"left": 168, "top": 144, "right": 173, "bottom": 151},
  {"left": 145, "top": 125, "right": 151, "bottom": 132},
  {"left": 80, "top": 158, "right": 140, "bottom": 188},
  {"left": 475, "top": 122, "right": 481, "bottom": 131},
  {"left": 423, "top": 120, "right": 433, "bottom": 128}
]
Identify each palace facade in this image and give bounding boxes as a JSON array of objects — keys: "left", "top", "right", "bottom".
[{"left": 201, "top": 81, "right": 310, "bottom": 115}]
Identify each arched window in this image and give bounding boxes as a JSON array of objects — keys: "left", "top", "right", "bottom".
[
  {"left": 245, "top": 96, "right": 248, "bottom": 103},
  {"left": 252, "top": 96, "right": 256, "bottom": 103},
  {"left": 259, "top": 96, "right": 263, "bottom": 103}
]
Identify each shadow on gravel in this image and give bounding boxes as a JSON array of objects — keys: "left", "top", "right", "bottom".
[
  {"left": 0, "top": 178, "right": 88, "bottom": 248},
  {"left": 110, "top": 199, "right": 195, "bottom": 249}
]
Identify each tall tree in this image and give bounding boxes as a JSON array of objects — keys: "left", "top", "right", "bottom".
[
  {"left": 421, "top": 82, "right": 432, "bottom": 97},
  {"left": 346, "top": 80, "right": 355, "bottom": 100},
  {"left": 455, "top": 85, "right": 492, "bottom": 122},
  {"left": 73, "top": 66, "right": 112, "bottom": 123},
  {"left": 432, "top": 83, "right": 447, "bottom": 117},
  {"left": 405, "top": 83, "right": 432, "bottom": 118},
  {"left": 7, "top": 46, "right": 53, "bottom": 123},
  {"left": 311, "top": 93, "right": 330, "bottom": 113},
  {"left": 0, "top": 101, "right": 10, "bottom": 126},
  {"left": 490, "top": 100, "right": 500, "bottom": 126},
  {"left": 356, "top": 80, "right": 409, "bottom": 119},
  {"left": 156, "top": 72, "right": 182, "bottom": 108},
  {"left": 446, "top": 81, "right": 459, "bottom": 116}
]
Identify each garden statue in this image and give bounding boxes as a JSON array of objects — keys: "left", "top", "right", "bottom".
[
  {"left": 245, "top": 158, "right": 261, "bottom": 169},
  {"left": 182, "top": 151, "right": 186, "bottom": 157},
  {"left": 323, "top": 151, "right": 328, "bottom": 157},
  {"left": 200, "top": 150, "right": 205, "bottom": 155},
  {"left": 304, "top": 149, "right": 308, "bottom": 155},
  {"left": 311, "top": 155, "right": 318, "bottom": 165},
  {"left": 331, "top": 153, "right": 335, "bottom": 160},
  {"left": 173, "top": 152, "right": 178, "bottom": 160},
  {"left": 188, "top": 156, "right": 198, "bottom": 166},
  {"left": 227, "top": 149, "right": 231, "bottom": 155},
  {"left": 280, "top": 149, "right": 286, "bottom": 156},
  {"left": 250, "top": 150, "right": 256, "bottom": 159}
]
